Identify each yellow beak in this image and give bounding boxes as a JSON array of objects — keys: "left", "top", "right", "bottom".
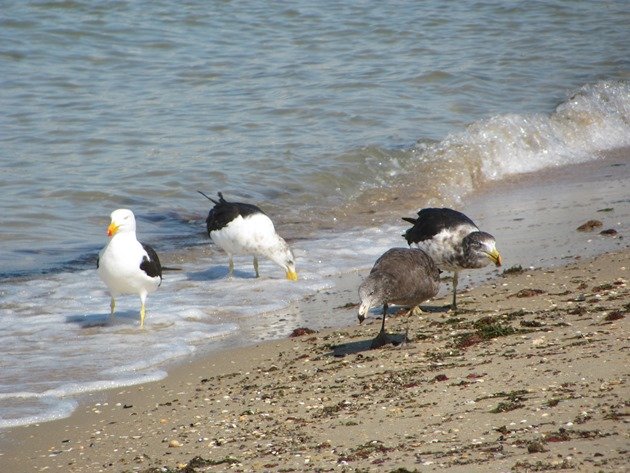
[
  {"left": 286, "top": 269, "right": 298, "bottom": 281},
  {"left": 107, "top": 222, "right": 119, "bottom": 237},
  {"left": 488, "top": 248, "right": 502, "bottom": 267}
]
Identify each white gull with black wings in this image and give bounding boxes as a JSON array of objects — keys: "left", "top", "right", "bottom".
[
  {"left": 199, "top": 192, "right": 298, "bottom": 281},
  {"left": 402, "top": 208, "right": 501, "bottom": 310},
  {"left": 97, "top": 209, "right": 162, "bottom": 327},
  {"left": 358, "top": 248, "right": 440, "bottom": 349}
]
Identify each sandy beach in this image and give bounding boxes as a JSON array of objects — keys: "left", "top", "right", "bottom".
[
  {"left": 1, "top": 248, "right": 628, "bottom": 472},
  {"left": 1, "top": 152, "right": 629, "bottom": 473}
]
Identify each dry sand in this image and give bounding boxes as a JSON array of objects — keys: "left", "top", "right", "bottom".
[{"left": 1, "top": 248, "right": 628, "bottom": 472}]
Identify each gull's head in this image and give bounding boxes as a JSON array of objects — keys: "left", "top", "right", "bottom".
[
  {"left": 463, "top": 231, "right": 502, "bottom": 268},
  {"left": 107, "top": 208, "right": 137, "bottom": 237},
  {"left": 282, "top": 248, "right": 298, "bottom": 281},
  {"left": 285, "top": 260, "right": 298, "bottom": 281},
  {"left": 357, "top": 277, "right": 384, "bottom": 324},
  {"left": 266, "top": 238, "right": 298, "bottom": 281}
]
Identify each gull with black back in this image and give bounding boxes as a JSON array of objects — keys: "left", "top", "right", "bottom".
[
  {"left": 97, "top": 209, "right": 162, "bottom": 327},
  {"left": 402, "top": 207, "right": 501, "bottom": 310},
  {"left": 199, "top": 191, "right": 298, "bottom": 281}
]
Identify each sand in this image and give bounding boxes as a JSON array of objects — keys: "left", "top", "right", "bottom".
[
  {"left": 1, "top": 152, "right": 629, "bottom": 472},
  {"left": 1, "top": 248, "right": 628, "bottom": 472}
]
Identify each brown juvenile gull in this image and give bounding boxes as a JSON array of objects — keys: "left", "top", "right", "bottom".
[
  {"left": 97, "top": 209, "right": 162, "bottom": 327},
  {"left": 358, "top": 247, "right": 440, "bottom": 349},
  {"left": 402, "top": 207, "right": 501, "bottom": 310},
  {"left": 199, "top": 191, "right": 297, "bottom": 281}
]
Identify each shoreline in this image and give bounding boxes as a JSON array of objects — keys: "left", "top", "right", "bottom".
[{"left": 1, "top": 248, "right": 627, "bottom": 472}]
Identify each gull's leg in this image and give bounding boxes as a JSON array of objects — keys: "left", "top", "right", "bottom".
[
  {"left": 452, "top": 271, "right": 459, "bottom": 310},
  {"left": 110, "top": 297, "right": 116, "bottom": 317},
  {"left": 370, "top": 303, "right": 393, "bottom": 349},
  {"left": 253, "top": 255, "right": 260, "bottom": 278},
  {"left": 228, "top": 256, "right": 234, "bottom": 278},
  {"left": 140, "top": 293, "right": 147, "bottom": 328}
]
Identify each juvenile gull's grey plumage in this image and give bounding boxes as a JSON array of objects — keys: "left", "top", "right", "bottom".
[
  {"left": 358, "top": 247, "right": 440, "bottom": 349},
  {"left": 97, "top": 209, "right": 162, "bottom": 327},
  {"left": 402, "top": 208, "right": 501, "bottom": 310},
  {"left": 199, "top": 191, "right": 298, "bottom": 281}
]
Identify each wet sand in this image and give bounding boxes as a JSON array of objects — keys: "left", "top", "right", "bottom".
[{"left": 1, "top": 151, "right": 628, "bottom": 472}]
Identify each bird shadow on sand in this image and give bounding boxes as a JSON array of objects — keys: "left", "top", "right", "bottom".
[
  {"left": 186, "top": 266, "right": 256, "bottom": 281},
  {"left": 65, "top": 311, "right": 140, "bottom": 329},
  {"left": 420, "top": 305, "right": 453, "bottom": 314},
  {"left": 327, "top": 304, "right": 449, "bottom": 356},
  {"left": 328, "top": 331, "right": 409, "bottom": 357}
]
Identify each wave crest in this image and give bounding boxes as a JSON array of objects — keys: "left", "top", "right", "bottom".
[{"left": 417, "top": 80, "right": 629, "bottom": 187}]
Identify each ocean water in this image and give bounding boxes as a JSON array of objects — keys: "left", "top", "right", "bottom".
[{"left": 1, "top": 1, "right": 629, "bottom": 428}]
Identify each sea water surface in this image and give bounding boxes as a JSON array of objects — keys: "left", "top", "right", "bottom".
[{"left": 1, "top": 1, "right": 629, "bottom": 428}]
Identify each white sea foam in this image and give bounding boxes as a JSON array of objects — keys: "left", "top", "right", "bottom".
[{"left": 0, "top": 398, "right": 78, "bottom": 430}]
